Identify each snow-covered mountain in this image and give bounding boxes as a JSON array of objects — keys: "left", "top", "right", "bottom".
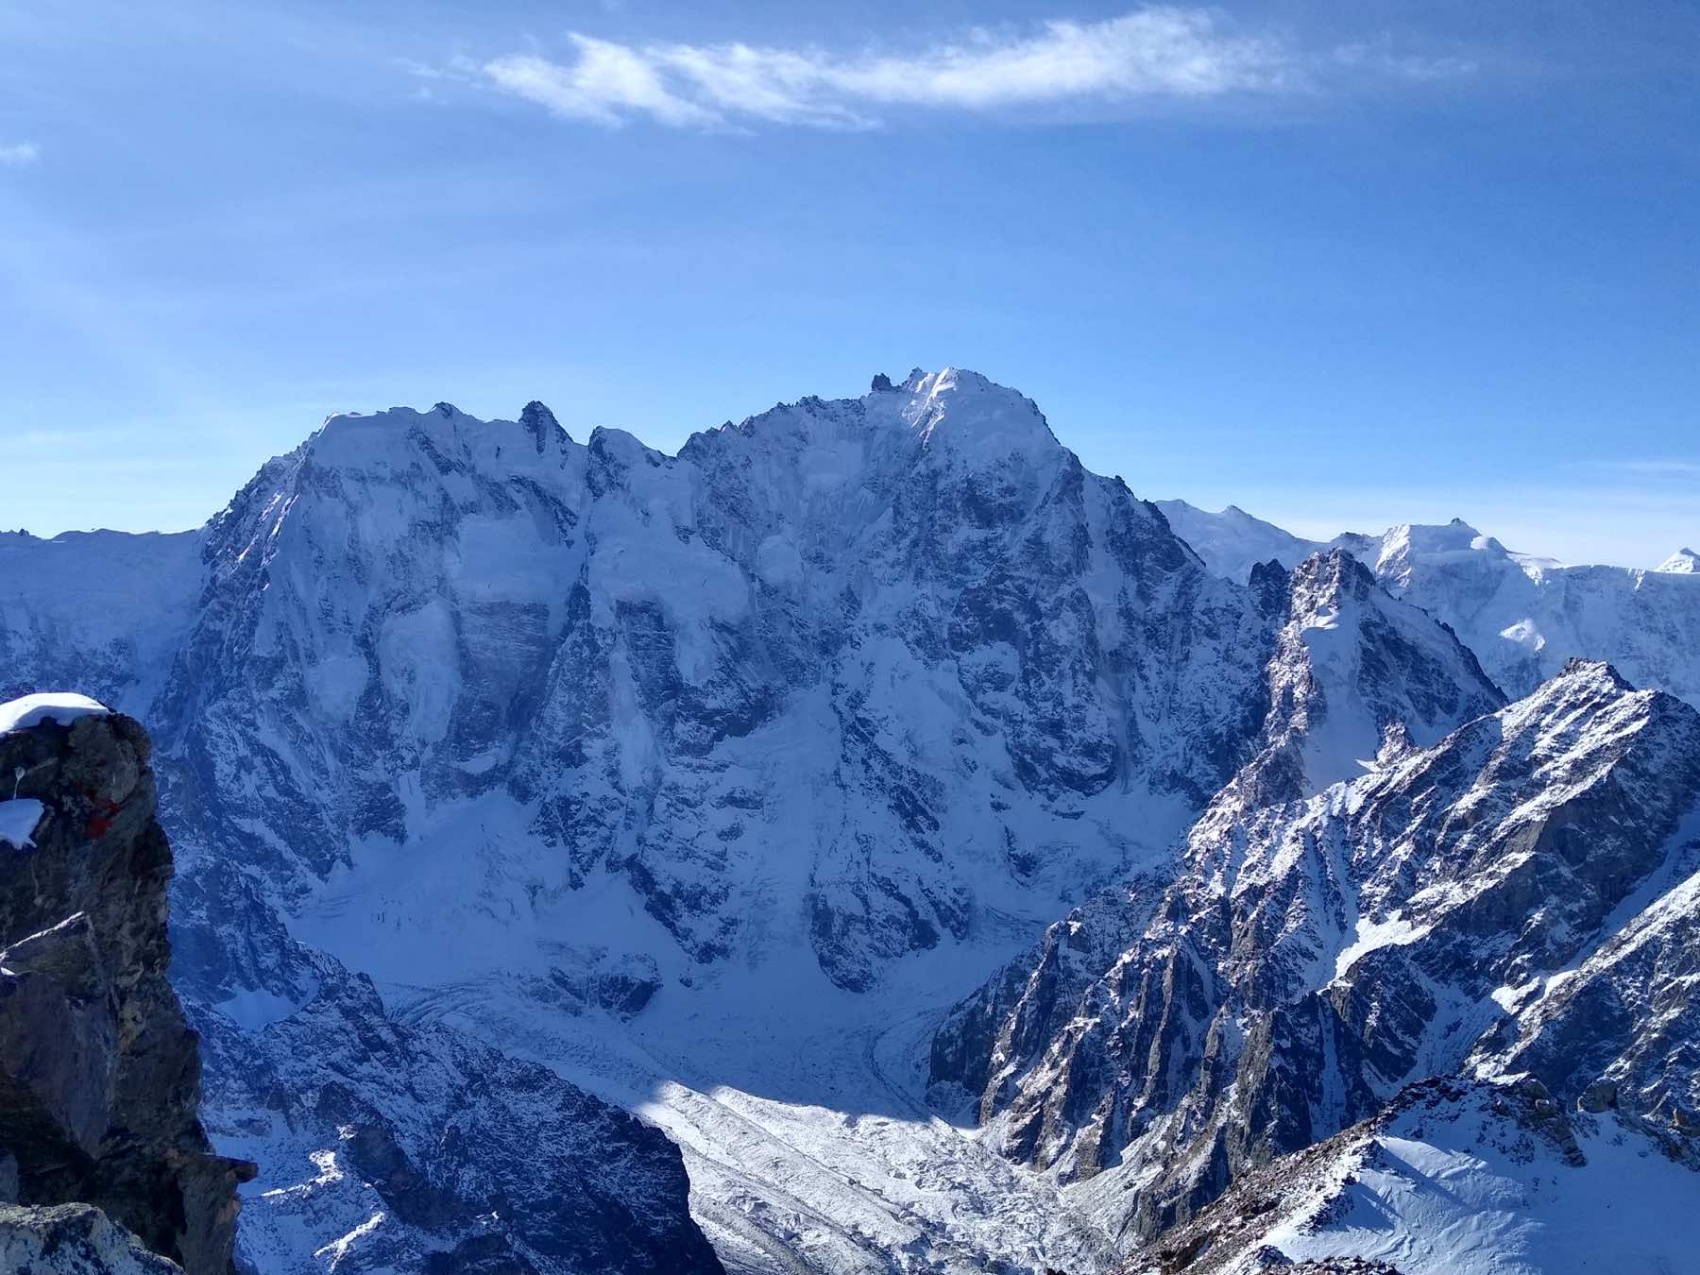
[
  {"left": 1153, "top": 502, "right": 1331, "bottom": 588},
  {"left": 1159, "top": 501, "right": 1700, "bottom": 709},
  {"left": 1, "top": 369, "right": 1282, "bottom": 1271},
  {"left": 932, "top": 659, "right": 1700, "bottom": 1251},
  {"left": 1243, "top": 549, "right": 1504, "bottom": 795},
  {"left": 161, "top": 372, "right": 1269, "bottom": 988},
  {"left": 1659, "top": 546, "right": 1699, "bottom": 574},
  {"left": 3, "top": 371, "right": 1697, "bottom": 1273}
]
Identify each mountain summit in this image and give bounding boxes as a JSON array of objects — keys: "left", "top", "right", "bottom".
[{"left": 1658, "top": 546, "right": 1699, "bottom": 573}]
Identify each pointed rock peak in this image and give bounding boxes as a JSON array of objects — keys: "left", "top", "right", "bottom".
[
  {"left": 1656, "top": 547, "right": 1699, "bottom": 574},
  {"left": 1377, "top": 719, "right": 1416, "bottom": 764},
  {"left": 520, "top": 400, "right": 557, "bottom": 429},
  {"left": 1248, "top": 557, "right": 1291, "bottom": 617},
  {"left": 520, "top": 400, "right": 564, "bottom": 453},
  {"left": 870, "top": 372, "right": 895, "bottom": 393},
  {"left": 1555, "top": 657, "right": 1634, "bottom": 694},
  {"left": 1289, "top": 547, "right": 1377, "bottom": 608},
  {"left": 587, "top": 425, "right": 660, "bottom": 469},
  {"left": 432, "top": 401, "right": 458, "bottom": 419}
]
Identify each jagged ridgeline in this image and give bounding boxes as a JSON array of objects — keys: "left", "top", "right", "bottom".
[
  {"left": 0, "top": 369, "right": 1696, "bottom": 1273},
  {"left": 932, "top": 660, "right": 1700, "bottom": 1243}
]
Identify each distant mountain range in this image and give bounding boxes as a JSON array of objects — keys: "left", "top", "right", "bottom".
[
  {"left": 1, "top": 369, "right": 1695, "bottom": 1273},
  {"left": 1157, "top": 499, "right": 1700, "bottom": 706}
]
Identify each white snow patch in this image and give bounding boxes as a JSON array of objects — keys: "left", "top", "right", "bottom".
[
  {"left": 0, "top": 691, "right": 110, "bottom": 734},
  {"left": 0, "top": 798, "right": 44, "bottom": 850},
  {"left": 312, "top": 1210, "right": 385, "bottom": 1271},
  {"left": 754, "top": 533, "right": 804, "bottom": 588},
  {"left": 216, "top": 984, "right": 316, "bottom": 1032},
  {"left": 1334, "top": 911, "right": 1429, "bottom": 980}
]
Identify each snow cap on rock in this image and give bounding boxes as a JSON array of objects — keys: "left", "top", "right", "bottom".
[{"left": 0, "top": 692, "right": 110, "bottom": 736}]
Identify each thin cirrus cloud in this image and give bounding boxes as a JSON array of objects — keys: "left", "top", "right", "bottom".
[
  {"left": 470, "top": 7, "right": 1473, "bottom": 131},
  {"left": 0, "top": 142, "right": 40, "bottom": 165}
]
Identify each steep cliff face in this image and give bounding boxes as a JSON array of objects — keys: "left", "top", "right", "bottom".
[
  {"left": 932, "top": 660, "right": 1700, "bottom": 1244},
  {"left": 1241, "top": 550, "right": 1504, "bottom": 798},
  {"left": 0, "top": 695, "right": 252, "bottom": 1274},
  {"left": 137, "top": 369, "right": 1273, "bottom": 1267},
  {"left": 151, "top": 370, "right": 1271, "bottom": 996}
]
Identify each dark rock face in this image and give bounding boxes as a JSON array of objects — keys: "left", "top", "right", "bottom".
[
  {"left": 933, "top": 660, "right": 1700, "bottom": 1243},
  {"left": 194, "top": 972, "right": 724, "bottom": 1275},
  {"left": 0, "top": 710, "right": 252, "bottom": 1273}
]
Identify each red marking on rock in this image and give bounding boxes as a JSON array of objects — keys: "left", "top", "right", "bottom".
[{"left": 86, "top": 797, "right": 121, "bottom": 840}]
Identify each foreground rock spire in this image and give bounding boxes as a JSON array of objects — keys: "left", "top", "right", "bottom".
[{"left": 0, "top": 694, "right": 253, "bottom": 1274}]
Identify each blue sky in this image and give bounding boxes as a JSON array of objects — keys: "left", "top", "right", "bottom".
[{"left": 2, "top": 1, "right": 1696, "bottom": 565}]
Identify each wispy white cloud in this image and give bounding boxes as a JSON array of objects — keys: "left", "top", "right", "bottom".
[
  {"left": 0, "top": 141, "right": 40, "bottom": 165},
  {"left": 1330, "top": 37, "right": 1478, "bottom": 84},
  {"left": 486, "top": 41, "right": 721, "bottom": 128},
  {"left": 462, "top": 7, "right": 1471, "bottom": 131}
]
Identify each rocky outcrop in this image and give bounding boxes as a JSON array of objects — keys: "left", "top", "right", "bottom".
[
  {"left": 0, "top": 703, "right": 252, "bottom": 1273},
  {"left": 0, "top": 1203, "right": 182, "bottom": 1274},
  {"left": 1236, "top": 549, "right": 1504, "bottom": 798}
]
